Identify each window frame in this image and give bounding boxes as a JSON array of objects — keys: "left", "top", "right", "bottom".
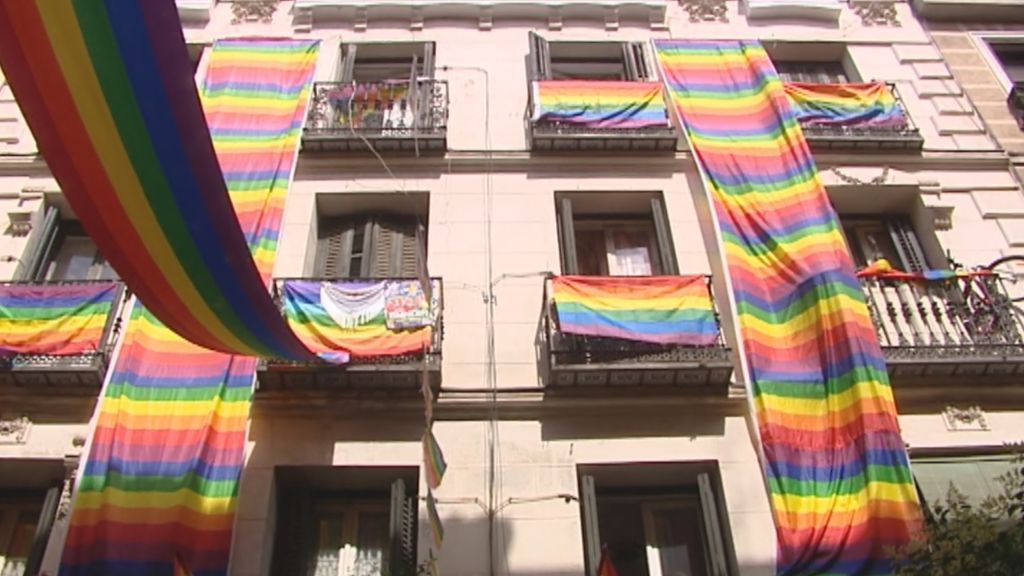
[
  {"left": 841, "top": 216, "right": 927, "bottom": 273},
  {"left": 972, "top": 33, "right": 1024, "bottom": 94},
  {"left": 315, "top": 213, "right": 426, "bottom": 279},
  {"left": 528, "top": 33, "right": 657, "bottom": 82},
  {"left": 338, "top": 42, "right": 436, "bottom": 84},
  {"left": 18, "top": 206, "right": 115, "bottom": 282},
  {"left": 774, "top": 60, "right": 850, "bottom": 84},
  {"left": 0, "top": 488, "right": 60, "bottom": 576}
]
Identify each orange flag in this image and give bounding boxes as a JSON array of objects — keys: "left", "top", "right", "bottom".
[{"left": 597, "top": 544, "right": 619, "bottom": 576}]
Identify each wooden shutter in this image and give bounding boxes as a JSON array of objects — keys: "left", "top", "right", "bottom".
[
  {"left": 20, "top": 206, "right": 59, "bottom": 280},
  {"left": 340, "top": 44, "right": 358, "bottom": 83},
  {"left": 623, "top": 42, "right": 652, "bottom": 81},
  {"left": 316, "top": 217, "right": 353, "bottom": 278},
  {"left": 528, "top": 32, "right": 551, "bottom": 81},
  {"left": 23, "top": 485, "right": 60, "bottom": 576},
  {"left": 887, "top": 218, "right": 926, "bottom": 273},
  {"left": 557, "top": 197, "right": 579, "bottom": 275},
  {"left": 650, "top": 196, "right": 678, "bottom": 275},
  {"left": 581, "top": 475, "right": 601, "bottom": 576},
  {"left": 422, "top": 42, "right": 436, "bottom": 79},
  {"left": 388, "top": 479, "right": 417, "bottom": 576},
  {"left": 697, "top": 473, "right": 730, "bottom": 576},
  {"left": 370, "top": 218, "right": 420, "bottom": 278}
]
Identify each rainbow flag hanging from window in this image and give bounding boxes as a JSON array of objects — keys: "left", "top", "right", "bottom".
[
  {"left": 551, "top": 275, "right": 719, "bottom": 346},
  {"left": 0, "top": 282, "right": 120, "bottom": 356},
  {"left": 60, "top": 39, "right": 318, "bottom": 576},
  {"left": 531, "top": 81, "right": 671, "bottom": 129},
  {"left": 655, "top": 40, "right": 921, "bottom": 575},
  {"left": 784, "top": 82, "right": 908, "bottom": 129}
]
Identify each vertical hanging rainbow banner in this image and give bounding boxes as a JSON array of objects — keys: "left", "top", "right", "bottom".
[
  {"left": 60, "top": 39, "right": 319, "bottom": 576},
  {"left": 654, "top": 41, "right": 921, "bottom": 575}
]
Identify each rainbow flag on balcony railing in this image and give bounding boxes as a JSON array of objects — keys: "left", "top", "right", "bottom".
[
  {"left": 531, "top": 81, "right": 671, "bottom": 129},
  {"left": 784, "top": 82, "right": 908, "bottom": 129},
  {"left": 282, "top": 279, "right": 438, "bottom": 363},
  {"left": 0, "top": 282, "right": 120, "bottom": 356},
  {"left": 551, "top": 275, "right": 719, "bottom": 346}
]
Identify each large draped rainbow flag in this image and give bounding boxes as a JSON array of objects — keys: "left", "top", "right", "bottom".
[
  {"left": 0, "top": 282, "right": 121, "bottom": 357},
  {"left": 654, "top": 40, "right": 921, "bottom": 575},
  {"left": 60, "top": 39, "right": 319, "bottom": 576},
  {"left": 0, "top": 1, "right": 312, "bottom": 360}
]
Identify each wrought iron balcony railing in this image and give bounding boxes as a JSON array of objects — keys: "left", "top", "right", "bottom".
[
  {"left": 302, "top": 79, "right": 449, "bottom": 153},
  {"left": 859, "top": 268, "right": 1024, "bottom": 380},
  {"left": 0, "top": 280, "right": 126, "bottom": 390},
  {"left": 787, "top": 82, "right": 924, "bottom": 151},
  {"left": 542, "top": 275, "right": 733, "bottom": 390},
  {"left": 258, "top": 277, "right": 443, "bottom": 394}
]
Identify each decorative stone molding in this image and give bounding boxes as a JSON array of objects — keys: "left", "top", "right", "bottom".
[
  {"left": 943, "top": 405, "right": 989, "bottom": 431},
  {"left": 746, "top": 0, "right": 843, "bottom": 22},
  {"left": 929, "top": 204, "right": 954, "bottom": 231},
  {"left": 231, "top": 0, "right": 279, "bottom": 24},
  {"left": 7, "top": 210, "right": 32, "bottom": 236},
  {"left": 0, "top": 415, "right": 31, "bottom": 444},
  {"left": 57, "top": 454, "right": 81, "bottom": 521},
  {"left": 850, "top": 0, "right": 901, "bottom": 27},
  {"left": 680, "top": 0, "right": 728, "bottom": 22}
]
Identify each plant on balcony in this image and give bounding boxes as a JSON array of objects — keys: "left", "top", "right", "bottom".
[{"left": 890, "top": 452, "right": 1024, "bottom": 576}]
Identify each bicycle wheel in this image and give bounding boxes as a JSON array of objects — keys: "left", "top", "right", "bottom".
[{"left": 986, "top": 255, "right": 1024, "bottom": 302}]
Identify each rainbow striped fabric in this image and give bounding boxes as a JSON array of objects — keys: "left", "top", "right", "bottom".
[
  {"left": 0, "top": 1, "right": 312, "bottom": 360},
  {"left": 0, "top": 282, "right": 121, "bottom": 356},
  {"left": 654, "top": 40, "right": 921, "bottom": 575},
  {"left": 552, "top": 275, "right": 719, "bottom": 346},
  {"left": 281, "top": 280, "right": 436, "bottom": 361},
  {"left": 784, "top": 82, "right": 907, "bottom": 129},
  {"left": 531, "top": 81, "right": 670, "bottom": 129},
  {"left": 60, "top": 39, "right": 319, "bottom": 576}
]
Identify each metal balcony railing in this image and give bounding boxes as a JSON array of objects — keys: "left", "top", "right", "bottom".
[
  {"left": 859, "top": 271, "right": 1024, "bottom": 377},
  {"left": 0, "top": 280, "right": 126, "bottom": 389},
  {"left": 542, "top": 275, "right": 733, "bottom": 389},
  {"left": 302, "top": 79, "right": 449, "bottom": 153},
  {"left": 790, "top": 82, "right": 924, "bottom": 151}
]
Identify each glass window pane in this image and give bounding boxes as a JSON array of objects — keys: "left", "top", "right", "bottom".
[
  {"left": 608, "top": 230, "right": 655, "bottom": 277},
  {"left": 314, "top": 517, "right": 343, "bottom": 576},
  {"left": 649, "top": 506, "right": 707, "bottom": 576},
  {"left": 1, "top": 510, "right": 39, "bottom": 576},
  {"left": 575, "top": 229, "right": 609, "bottom": 276},
  {"left": 353, "top": 512, "right": 388, "bottom": 576},
  {"left": 46, "top": 236, "right": 99, "bottom": 281},
  {"left": 913, "top": 456, "right": 1017, "bottom": 510}
]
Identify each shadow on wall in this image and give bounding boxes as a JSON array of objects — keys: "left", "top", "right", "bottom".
[{"left": 540, "top": 408, "right": 728, "bottom": 441}]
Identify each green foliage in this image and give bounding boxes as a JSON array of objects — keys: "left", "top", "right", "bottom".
[{"left": 891, "top": 453, "right": 1024, "bottom": 576}]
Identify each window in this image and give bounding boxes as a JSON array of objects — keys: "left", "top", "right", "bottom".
[
  {"left": 556, "top": 193, "right": 677, "bottom": 276},
  {"left": 990, "top": 42, "right": 1024, "bottom": 85},
  {"left": 529, "top": 33, "right": 656, "bottom": 82},
  {"left": 0, "top": 490, "right": 60, "bottom": 576},
  {"left": 775, "top": 61, "right": 849, "bottom": 84},
  {"left": 912, "top": 454, "right": 1019, "bottom": 516},
  {"left": 271, "top": 468, "right": 417, "bottom": 576},
  {"left": 339, "top": 42, "right": 436, "bottom": 84},
  {"left": 841, "top": 217, "right": 926, "bottom": 272},
  {"left": 316, "top": 215, "right": 424, "bottom": 279},
  {"left": 18, "top": 206, "right": 116, "bottom": 281},
  {"left": 579, "top": 464, "right": 733, "bottom": 576}
]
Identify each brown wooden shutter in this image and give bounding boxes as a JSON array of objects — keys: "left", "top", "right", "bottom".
[
  {"left": 651, "top": 196, "right": 678, "bottom": 275},
  {"left": 557, "top": 197, "right": 579, "bottom": 275},
  {"left": 580, "top": 475, "right": 601, "bottom": 576},
  {"left": 370, "top": 217, "right": 420, "bottom": 277},
  {"left": 528, "top": 32, "right": 551, "bottom": 81},
  {"left": 887, "top": 217, "right": 927, "bottom": 273}
]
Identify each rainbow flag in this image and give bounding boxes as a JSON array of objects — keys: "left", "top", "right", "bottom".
[
  {"left": 531, "top": 81, "right": 670, "bottom": 129},
  {"left": 0, "top": 282, "right": 120, "bottom": 356},
  {"left": 551, "top": 275, "right": 719, "bottom": 346},
  {"left": 60, "top": 39, "right": 318, "bottom": 576},
  {"left": 655, "top": 40, "right": 921, "bottom": 575},
  {"left": 0, "top": 1, "right": 312, "bottom": 360},
  {"left": 423, "top": 427, "right": 447, "bottom": 491},
  {"left": 281, "top": 280, "right": 436, "bottom": 361},
  {"left": 784, "top": 82, "right": 907, "bottom": 129}
]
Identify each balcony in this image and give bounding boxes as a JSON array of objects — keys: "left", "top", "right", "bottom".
[
  {"left": 0, "top": 281, "right": 125, "bottom": 390},
  {"left": 301, "top": 79, "right": 448, "bottom": 153},
  {"left": 859, "top": 269, "right": 1024, "bottom": 382},
  {"left": 542, "top": 275, "right": 733, "bottom": 391},
  {"left": 527, "top": 80, "right": 678, "bottom": 152},
  {"left": 257, "top": 278, "right": 443, "bottom": 395},
  {"left": 784, "top": 82, "right": 924, "bottom": 151}
]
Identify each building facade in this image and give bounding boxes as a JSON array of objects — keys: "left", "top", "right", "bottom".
[{"left": 0, "top": 1, "right": 1023, "bottom": 575}]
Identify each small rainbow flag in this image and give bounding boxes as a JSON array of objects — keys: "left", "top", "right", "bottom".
[
  {"left": 423, "top": 427, "right": 447, "bottom": 491},
  {"left": 0, "top": 282, "right": 120, "bottom": 356},
  {"left": 551, "top": 275, "right": 719, "bottom": 346},
  {"left": 784, "top": 82, "right": 907, "bottom": 129},
  {"left": 531, "top": 81, "right": 670, "bottom": 129},
  {"left": 426, "top": 491, "right": 444, "bottom": 550},
  {"left": 281, "top": 280, "right": 436, "bottom": 362}
]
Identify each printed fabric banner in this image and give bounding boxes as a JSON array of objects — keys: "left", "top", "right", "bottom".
[
  {"left": 60, "top": 39, "right": 319, "bottom": 576},
  {"left": 552, "top": 275, "right": 719, "bottom": 346},
  {"left": 531, "top": 80, "right": 670, "bottom": 129},
  {"left": 784, "top": 82, "right": 908, "bottom": 129},
  {"left": 0, "top": 282, "right": 120, "bottom": 356},
  {"left": 655, "top": 40, "right": 921, "bottom": 575},
  {"left": 282, "top": 279, "right": 438, "bottom": 363}
]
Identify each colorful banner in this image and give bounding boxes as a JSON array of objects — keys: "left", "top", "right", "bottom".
[
  {"left": 60, "top": 39, "right": 319, "bottom": 576},
  {"left": 0, "top": 282, "right": 120, "bottom": 357},
  {"left": 655, "top": 40, "right": 921, "bottom": 575},
  {"left": 0, "top": 1, "right": 313, "bottom": 360},
  {"left": 531, "top": 81, "right": 670, "bottom": 129},
  {"left": 551, "top": 275, "right": 719, "bottom": 346},
  {"left": 325, "top": 81, "right": 413, "bottom": 130},
  {"left": 282, "top": 280, "right": 438, "bottom": 362},
  {"left": 784, "top": 82, "right": 908, "bottom": 129}
]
